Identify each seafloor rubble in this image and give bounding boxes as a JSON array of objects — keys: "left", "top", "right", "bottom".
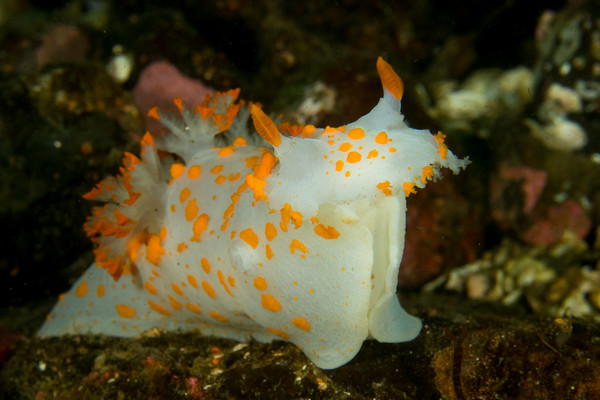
[{"left": 2, "top": 292, "right": 600, "bottom": 399}]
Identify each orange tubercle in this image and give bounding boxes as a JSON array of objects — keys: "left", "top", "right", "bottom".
[
  {"left": 376, "top": 181, "right": 393, "bottom": 196},
  {"left": 435, "top": 132, "right": 449, "bottom": 160},
  {"left": 402, "top": 182, "right": 416, "bottom": 197}
]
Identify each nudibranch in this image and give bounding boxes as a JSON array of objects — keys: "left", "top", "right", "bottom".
[{"left": 39, "top": 58, "right": 468, "bottom": 369}]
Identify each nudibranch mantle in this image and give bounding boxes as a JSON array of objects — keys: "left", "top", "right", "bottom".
[{"left": 39, "top": 58, "right": 468, "bottom": 369}]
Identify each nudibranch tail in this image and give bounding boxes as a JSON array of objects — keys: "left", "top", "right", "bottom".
[{"left": 39, "top": 57, "right": 468, "bottom": 370}]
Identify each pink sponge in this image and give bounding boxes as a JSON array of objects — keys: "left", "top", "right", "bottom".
[{"left": 133, "top": 61, "right": 214, "bottom": 133}]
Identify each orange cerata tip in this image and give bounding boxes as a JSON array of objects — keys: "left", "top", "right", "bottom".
[
  {"left": 173, "top": 97, "right": 184, "bottom": 111},
  {"left": 140, "top": 132, "right": 154, "bottom": 147},
  {"left": 376, "top": 57, "right": 404, "bottom": 101},
  {"left": 250, "top": 104, "right": 281, "bottom": 147},
  {"left": 147, "top": 106, "right": 160, "bottom": 120}
]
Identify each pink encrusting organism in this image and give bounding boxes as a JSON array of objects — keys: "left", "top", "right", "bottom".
[{"left": 38, "top": 58, "right": 468, "bottom": 369}]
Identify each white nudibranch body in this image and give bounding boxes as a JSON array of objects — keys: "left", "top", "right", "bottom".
[{"left": 38, "top": 58, "right": 468, "bottom": 369}]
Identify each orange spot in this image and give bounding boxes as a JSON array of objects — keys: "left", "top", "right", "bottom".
[
  {"left": 261, "top": 294, "right": 281, "bottom": 312},
  {"left": 265, "top": 222, "right": 277, "bottom": 241},
  {"left": 217, "top": 270, "right": 234, "bottom": 297},
  {"left": 301, "top": 125, "right": 316, "bottom": 138},
  {"left": 233, "top": 137, "right": 247, "bottom": 147},
  {"left": 180, "top": 187, "right": 191, "bottom": 203},
  {"left": 254, "top": 276, "right": 267, "bottom": 291},
  {"left": 209, "top": 311, "right": 229, "bottom": 323},
  {"left": 335, "top": 160, "right": 344, "bottom": 172},
  {"left": 229, "top": 172, "right": 240, "bottom": 181},
  {"left": 187, "top": 165, "right": 201, "bottom": 179},
  {"left": 313, "top": 224, "right": 340, "bottom": 239},
  {"left": 223, "top": 203, "right": 235, "bottom": 220},
  {"left": 218, "top": 146, "right": 234, "bottom": 157},
  {"left": 146, "top": 234, "right": 165, "bottom": 265},
  {"left": 75, "top": 280, "right": 88, "bottom": 297},
  {"left": 367, "top": 149, "right": 378, "bottom": 159},
  {"left": 289, "top": 239, "right": 308, "bottom": 254},
  {"left": 323, "top": 126, "right": 337, "bottom": 134},
  {"left": 376, "top": 181, "right": 392, "bottom": 196},
  {"left": 171, "top": 283, "right": 184, "bottom": 296},
  {"left": 280, "top": 203, "right": 303, "bottom": 228},
  {"left": 338, "top": 142, "right": 352, "bottom": 152},
  {"left": 177, "top": 242, "right": 188, "bottom": 253},
  {"left": 145, "top": 281, "right": 158, "bottom": 295},
  {"left": 267, "top": 328, "right": 288, "bottom": 339},
  {"left": 201, "top": 257, "right": 211, "bottom": 274},
  {"left": 185, "top": 199, "right": 199, "bottom": 221},
  {"left": 435, "top": 132, "right": 448, "bottom": 159},
  {"left": 250, "top": 104, "right": 281, "bottom": 147},
  {"left": 292, "top": 317, "right": 311, "bottom": 332},
  {"left": 116, "top": 304, "right": 136, "bottom": 319},
  {"left": 279, "top": 122, "right": 304, "bottom": 137},
  {"left": 376, "top": 57, "right": 404, "bottom": 100},
  {"left": 346, "top": 151, "right": 361, "bottom": 163},
  {"left": 210, "top": 165, "right": 223, "bottom": 174},
  {"left": 202, "top": 281, "right": 216, "bottom": 298},
  {"left": 240, "top": 228, "right": 259, "bottom": 249},
  {"left": 191, "top": 214, "right": 209, "bottom": 242},
  {"left": 126, "top": 235, "right": 143, "bottom": 262},
  {"left": 279, "top": 220, "right": 288, "bottom": 233},
  {"left": 389, "top": 147, "right": 396, "bottom": 153},
  {"left": 265, "top": 244, "right": 274, "bottom": 260},
  {"left": 168, "top": 295, "right": 182, "bottom": 310},
  {"left": 245, "top": 156, "right": 259, "bottom": 168},
  {"left": 375, "top": 131, "right": 388, "bottom": 145},
  {"left": 97, "top": 284, "right": 105, "bottom": 298},
  {"left": 347, "top": 128, "right": 365, "bottom": 140},
  {"left": 403, "top": 182, "right": 416, "bottom": 197},
  {"left": 186, "top": 302, "right": 202, "bottom": 314},
  {"left": 215, "top": 175, "right": 226, "bottom": 184},
  {"left": 187, "top": 274, "right": 198, "bottom": 288},
  {"left": 255, "top": 152, "right": 277, "bottom": 179},
  {"left": 245, "top": 174, "right": 267, "bottom": 201},
  {"left": 148, "top": 300, "right": 171, "bottom": 316},
  {"left": 422, "top": 165, "right": 434, "bottom": 183},
  {"left": 170, "top": 163, "right": 185, "bottom": 180}
]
